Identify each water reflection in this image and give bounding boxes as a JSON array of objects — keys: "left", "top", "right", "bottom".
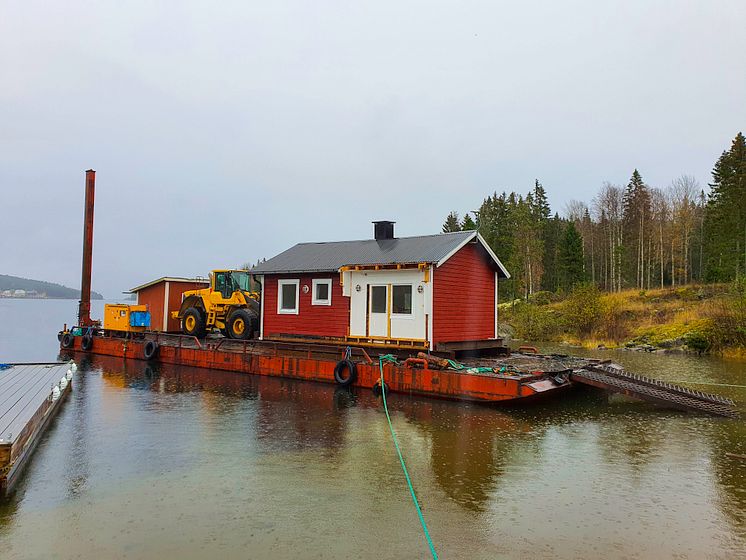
[{"left": 0, "top": 345, "right": 744, "bottom": 558}]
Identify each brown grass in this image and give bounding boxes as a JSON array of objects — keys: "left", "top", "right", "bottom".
[{"left": 503, "top": 283, "right": 744, "bottom": 354}]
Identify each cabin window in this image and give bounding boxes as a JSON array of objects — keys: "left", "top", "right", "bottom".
[
  {"left": 277, "top": 279, "right": 299, "bottom": 314},
  {"left": 392, "top": 285, "right": 412, "bottom": 315},
  {"left": 370, "top": 286, "right": 387, "bottom": 313},
  {"left": 312, "top": 279, "right": 332, "bottom": 306}
]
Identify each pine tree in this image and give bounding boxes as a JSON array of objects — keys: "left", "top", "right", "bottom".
[
  {"left": 541, "top": 214, "right": 563, "bottom": 292},
  {"left": 622, "top": 169, "right": 651, "bottom": 288},
  {"left": 705, "top": 132, "right": 746, "bottom": 281},
  {"left": 559, "top": 222, "right": 585, "bottom": 289},
  {"left": 532, "top": 179, "right": 551, "bottom": 221},
  {"left": 461, "top": 213, "right": 477, "bottom": 231},
  {"left": 478, "top": 192, "right": 516, "bottom": 300},
  {"left": 442, "top": 211, "right": 461, "bottom": 233}
]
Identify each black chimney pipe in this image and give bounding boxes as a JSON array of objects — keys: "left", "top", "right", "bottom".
[{"left": 373, "top": 220, "right": 395, "bottom": 241}]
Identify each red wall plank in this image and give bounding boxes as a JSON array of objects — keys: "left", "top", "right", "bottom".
[
  {"left": 137, "top": 281, "right": 208, "bottom": 332},
  {"left": 433, "top": 242, "right": 496, "bottom": 344},
  {"left": 262, "top": 273, "right": 348, "bottom": 338},
  {"left": 137, "top": 283, "right": 165, "bottom": 331}
]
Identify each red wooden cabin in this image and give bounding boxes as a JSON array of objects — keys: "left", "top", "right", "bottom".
[{"left": 252, "top": 222, "right": 510, "bottom": 352}]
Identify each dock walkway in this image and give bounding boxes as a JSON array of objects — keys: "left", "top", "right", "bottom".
[{"left": 0, "top": 363, "right": 73, "bottom": 495}]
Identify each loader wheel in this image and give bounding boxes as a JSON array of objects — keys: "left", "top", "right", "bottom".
[
  {"left": 227, "top": 309, "right": 255, "bottom": 340},
  {"left": 183, "top": 307, "right": 206, "bottom": 338}
]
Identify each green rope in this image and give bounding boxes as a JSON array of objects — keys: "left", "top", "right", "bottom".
[
  {"left": 445, "top": 359, "right": 494, "bottom": 374},
  {"left": 378, "top": 355, "right": 438, "bottom": 560}
]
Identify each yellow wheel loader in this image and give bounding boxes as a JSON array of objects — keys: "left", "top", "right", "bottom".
[{"left": 173, "top": 270, "right": 260, "bottom": 339}]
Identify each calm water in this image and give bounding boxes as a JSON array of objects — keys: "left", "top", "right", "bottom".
[{"left": 0, "top": 298, "right": 744, "bottom": 559}]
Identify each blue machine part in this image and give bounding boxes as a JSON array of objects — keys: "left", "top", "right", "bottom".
[{"left": 130, "top": 311, "right": 151, "bottom": 328}]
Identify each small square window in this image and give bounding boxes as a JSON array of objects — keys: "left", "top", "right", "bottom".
[
  {"left": 278, "top": 279, "right": 299, "bottom": 314},
  {"left": 312, "top": 279, "right": 332, "bottom": 306}
]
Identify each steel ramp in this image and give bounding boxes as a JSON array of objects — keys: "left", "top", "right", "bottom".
[{"left": 570, "top": 363, "right": 738, "bottom": 418}]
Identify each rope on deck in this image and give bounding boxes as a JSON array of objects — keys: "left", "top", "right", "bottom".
[{"left": 378, "top": 354, "right": 438, "bottom": 560}]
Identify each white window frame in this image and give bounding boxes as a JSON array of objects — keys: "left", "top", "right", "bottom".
[
  {"left": 311, "top": 278, "right": 332, "bottom": 306},
  {"left": 277, "top": 279, "right": 300, "bottom": 315}
]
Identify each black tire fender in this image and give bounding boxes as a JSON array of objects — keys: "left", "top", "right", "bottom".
[
  {"left": 61, "top": 333, "right": 75, "bottom": 349},
  {"left": 81, "top": 334, "right": 93, "bottom": 351},
  {"left": 333, "top": 359, "right": 357, "bottom": 386},
  {"left": 372, "top": 380, "right": 389, "bottom": 397},
  {"left": 144, "top": 340, "right": 159, "bottom": 361}
]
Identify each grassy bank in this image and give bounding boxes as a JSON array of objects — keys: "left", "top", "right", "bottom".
[{"left": 500, "top": 282, "right": 746, "bottom": 357}]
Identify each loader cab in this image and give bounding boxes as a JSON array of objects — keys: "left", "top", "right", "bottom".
[
  {"left": 212, "top": 271, "right": 233, "bottom": 299},
  {"left": 211, "top": 270, "right": 255, "bottom": 300}
]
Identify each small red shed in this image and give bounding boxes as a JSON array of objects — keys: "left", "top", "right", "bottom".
[
  {"left": 129, "top": 277, "right": 209, "bottom": 332},
  {"left": 252, "top": 222, "right": 510, "bottom": 351}
]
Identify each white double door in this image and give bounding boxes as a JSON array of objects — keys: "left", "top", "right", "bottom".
[{"left": 348, "top": 269, "right": 429, "bottom": 341}]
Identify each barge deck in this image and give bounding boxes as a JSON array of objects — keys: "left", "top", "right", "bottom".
[{"left": 0, "top": 362, "right": 73, "bottom": 495}]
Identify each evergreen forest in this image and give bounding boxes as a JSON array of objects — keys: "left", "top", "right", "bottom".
[{"left": 442, "top": 132, "right": 746, "bottom": 301}]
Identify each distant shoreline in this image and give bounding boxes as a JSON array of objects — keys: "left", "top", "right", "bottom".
[{"left": 0, "top": 296, "right": 104, "bottom": 301}]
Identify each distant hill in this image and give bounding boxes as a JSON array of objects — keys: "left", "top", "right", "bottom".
[{"left": 0, "top": 274, "right": 103, "bottom": 299}]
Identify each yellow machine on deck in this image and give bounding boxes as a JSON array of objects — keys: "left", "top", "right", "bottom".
[
  {"left": 172, "top": 270, "right": 260, "bottom": 339},
  {"left": 103, "top": 304, "right": 150, "bottom": 333}
]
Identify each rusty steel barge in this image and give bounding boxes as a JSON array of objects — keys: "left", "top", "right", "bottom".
[
  {"left": 59, "top": 333, "right": 576, "bottom": 404},
  {"left": 57, "top": 170, "right": 738, "bottom": 417}
]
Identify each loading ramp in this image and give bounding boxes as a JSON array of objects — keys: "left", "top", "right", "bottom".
[{"left": 571, "top": 362, "right": 738, "bottom": 418}]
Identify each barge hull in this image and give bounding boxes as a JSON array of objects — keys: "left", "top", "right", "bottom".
[{"left": 60, "top": 336, "right": 565, "bottom": 404}]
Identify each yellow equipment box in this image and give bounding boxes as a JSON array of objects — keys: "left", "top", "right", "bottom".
[{"left": 103, "top": 304, "right": 151, "bottom": 333}]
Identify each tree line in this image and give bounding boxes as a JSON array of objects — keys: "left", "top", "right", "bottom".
[{"left": 442, "top": 132, "right": 746, "bottom": 299}]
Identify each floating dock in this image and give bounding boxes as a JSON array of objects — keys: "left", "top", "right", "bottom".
[{"left": 0, "top": 363, "right": 73, "bottom": 495}]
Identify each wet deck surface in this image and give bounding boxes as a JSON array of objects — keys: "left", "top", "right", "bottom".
[
  {"left": 463, "top": 353, "right": 593, "bottom": 373},
  {"left": 0, "top": 364, "right": 69, "bottom": 444}
]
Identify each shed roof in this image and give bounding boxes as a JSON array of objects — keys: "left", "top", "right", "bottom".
[
  {"left": 129, "top": 277, "right": 209, "bottom": 293},
  {"left": 252, "top": 231, "right": 510, "bottom": 278}
]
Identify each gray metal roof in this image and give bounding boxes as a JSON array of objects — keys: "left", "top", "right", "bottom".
[{"left": 252, "top": 231, "right": 509, "bottom": 277}]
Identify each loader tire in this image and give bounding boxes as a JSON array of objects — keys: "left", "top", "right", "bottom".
[
  {"left": 227, "top": 308, "right": 255, "bottom": 340},
  {"left": 182, "top": 307, "right": 206, "bottom": 338}
]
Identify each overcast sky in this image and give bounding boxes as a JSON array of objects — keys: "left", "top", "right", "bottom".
[{"left": 1, "top": 1, "right": 744, "bottom": 297}]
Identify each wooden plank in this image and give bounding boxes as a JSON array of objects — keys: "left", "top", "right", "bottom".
[
  {"left": 0, "top": 364, "right": 38, "bottom": 390},
  {"left": 0, "top": 365, "right": 47, "bottom": 431},
  {"left": 0, "top": 365, "right": 48, "bottom": 406},
  {"left": 1, "top": 378, "right": 60, "bottom": 443}
]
